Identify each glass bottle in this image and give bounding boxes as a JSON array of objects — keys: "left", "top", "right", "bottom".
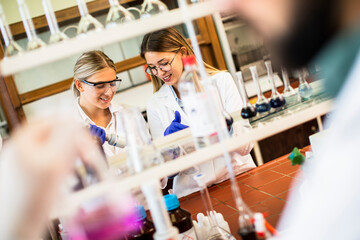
[
  {"left": 297, "top": 69, "right": 313, "bottom": 100},
  {"left": 281, "top": 68, "right": 299, "bottom": 106},
  {"left": 194, "top": 173, "right": 236, "bottom": 240},
  {"left": 119, "top": 106, "right": 163, "bottom": 174},
  {"left": 127, "top": 205, "right": 155, "bottom": 240},
  {"left": 264, "top": 60, "right": 286, "bottom": 109},
  {"left": 106, "top": 0, "right": 134, "bottom": 28},
  {"left": 17, "top": 0, "right": 46, "bottom": 50},
  {"left": 140, "top": 0, "right": 169, "bottom": 19},
  {"left": 236, "top": 71, "right": 257, "bottom": 119},
  {"left": 42, "top": 0, "right": 68, "bottom": 43},
  {"left": 0, "top": 4, "right": 23, "bottom": 57},
  {"left": 76, "top": 0, "right": 104, "bottom": 36},
  {"left": 249, "top": 66, "right": 270, "bottom": 114}
]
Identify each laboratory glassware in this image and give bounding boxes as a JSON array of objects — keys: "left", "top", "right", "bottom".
[
  {"left": 76, "top": 0, "right": 104, "bottom": 35},
  {"left": 297, "top": 69, "right": 313, "bottom": 100},
  {"left": 119, "top": 106, "right": 163, "bottom": 174},
  {"left": 140, "top": 0, "right": 168, "bottom": 19},
  {"left": 236, "top": 71, "right": 257, "bottom": 119},
  {"left": 281, "top": 68, "right": 299, "bottom": 106},
  {"left": 17, "top": 0, "right": 46, "bottom": 50},
  {"left": 249, "top": 66, "right": 271, "bottom": 114},
  {"left": 42, "top": 0, "right": 68, "bottom": 43},
  {"left": 0, "top": 4, "right": 23, "bottom": 57},
  {"left": 194, "top": 173, "right": 236, "bottom": 240},
  {"left": 264, "top": 60, "right": 286, "bottom": 109},
  {"left": 106, "top": 0, "right": 134, "bottom": 28}
]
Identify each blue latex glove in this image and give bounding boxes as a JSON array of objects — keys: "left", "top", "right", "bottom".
[
  {"left": 164, "top": 111, "right": 189, "bottom": 136},
  {"left": 89, "top": 124, "right": 106, "bottom": 144}
]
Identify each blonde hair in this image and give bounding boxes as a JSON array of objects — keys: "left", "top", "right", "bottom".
[
  {"left": 72, "top": 50, "right": 116, "bottom": 97},
  {"left": 140, "top": 27, "right": 221, "bottom": 93}
]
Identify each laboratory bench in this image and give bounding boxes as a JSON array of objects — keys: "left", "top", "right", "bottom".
[{"left": 178, "top": 145, "right": 311, "bottom": 239}]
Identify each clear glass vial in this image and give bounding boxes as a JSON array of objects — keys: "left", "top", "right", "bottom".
[
  {"left": 106, "top": 0, "right": 134, "bottom": 28},
  {"left": 42, "top": 0, "right": 68, "bottom": 43}
]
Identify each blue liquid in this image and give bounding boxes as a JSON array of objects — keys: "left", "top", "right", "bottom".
[
  {"left": 255, "top": 102, "right": 271, "bottom": 113},
  {"left": 270, "top": 97, "right": 286, "bottom": 108},
  {"left": 241, "top": 107, "right": 257, "bottom": 119}
]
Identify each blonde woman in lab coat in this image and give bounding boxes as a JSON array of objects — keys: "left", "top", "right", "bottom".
[{"left": 140, "top": 27, "right": 255, "bottom": 197}]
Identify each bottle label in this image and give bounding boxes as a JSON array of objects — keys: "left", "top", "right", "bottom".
[
  {"left": 179, "top": 227, "right": 197, "bottom": 240},
  {"left": 182, "top": 92, "right": 216, "bottom": 138}
]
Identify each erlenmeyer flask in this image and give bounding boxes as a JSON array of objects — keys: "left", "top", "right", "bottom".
[
  {"left": 297, "top": 69, "right": 313, "bottom": 100},
  {"left": 119, "top": 106, "right": 163, "bottom": 174},
  {"left": 76, "top": 0, "right": 104, "bottom": 35},
  {"left": 17, "top": 0, "right": 46, "bottom": 50},
  {"left": 281, "top": 68, "right": 299, "bottom": 106},
  {"left": 264, "top": 60, "right": 286, "bottom": 109},
  {"left": 106, "top": 0, "right": 134, "bottom": 28},
  {"left": 194, "top": 173, "right": 236, "bottom": 240},
  {"left": 42, "top": 0, "right": 68, "bottom": 43},
  {"left": 236, "top": 71, "right": 257, "bottom": 119},
  {"left": 249, "top": 66, "right": 270, "bottom": 114},
  {"left": 140, "top": 0, "right": 168, "bottom": 19},
  {"left": 0, "top": 4, "right": 23, "bottom": 57}
]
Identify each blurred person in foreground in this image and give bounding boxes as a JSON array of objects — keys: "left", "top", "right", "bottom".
[
  {"left": 231, "top": 0, "right": 360, "bottom": 238},
  {"left": 0, "top": 116, "right": 107, "bottom": 239}
]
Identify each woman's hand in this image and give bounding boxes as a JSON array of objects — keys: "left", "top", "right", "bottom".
[{"left": 164, "top": 111, "right": 189, "bottom": 136}]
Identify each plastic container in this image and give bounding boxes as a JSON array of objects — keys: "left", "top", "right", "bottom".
[
  {"left": 127, "top": 205, "right": 155, "bottom": 240},
  {"left": 163, "top": 194, "right": 197, "bottom": 240}
]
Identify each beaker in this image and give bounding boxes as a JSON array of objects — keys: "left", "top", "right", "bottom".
[
  {"left": 17, "top": 0, "right": 46, "bottom": 50},
  {"left": 281, "top": 68, "right": 299, "bottom": 106},
  {"left": 236, "top": 71, "right": 257, "bottom": 119},
  {"left": 106, "top": 0, "right": 134, "bottom": 28},
  {"left": 265, "top": 60, "right": 286, "bottom": 109},
  {"left": 297, "top": 69, "right": 313, "bottom": 100},
  {"left": 249, "top": 66, "right": 270, "bottom": 114},
  {"left": 42, "top": 0, "right": 68, "bottom": 43},
  {"left": 0, "top": 4, "right": 23, "bottom": 57}
]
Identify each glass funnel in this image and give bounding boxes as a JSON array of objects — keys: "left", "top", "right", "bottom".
[
  {"left": 194, "top": 173, "right": 236, "bottom": 240},
  {"left": 297, "top": 69, "right": 313, "bottom": 100},
  {"left": 76, "top": 0, "right": 104, "bottom": 35},
  {"left": 106, "top": 0, "right": 134, "bottom": 28},
  {"left": 140, "top": 0, "right": 169, "bottom": 19},
  {"left": 236, "top": 71, "right": 257, "bottom": 119},
  {"left": 17, "top": 0, "right": 46, "bottom": 50},
  {"left": 0, "top": 4, "right": 23, "bottom": 57},
  {"left": 42, "top": 0, "right": 68, "bottom": 43},
  {"left": 265, "top": 60, "right": 286, "bottom": 109},
  {"left": 281, "top": 68, "right": 299, "bottom": 106},
  {"left": 249, "top": 66, "right": 270, "bottom": 114}
]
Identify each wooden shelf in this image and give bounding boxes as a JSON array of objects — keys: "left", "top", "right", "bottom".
[{"left": 0, "top": 1, "right": 222, "bottom": 77}]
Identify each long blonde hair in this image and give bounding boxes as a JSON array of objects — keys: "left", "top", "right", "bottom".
[
  {"left": 140, "top": 27, "right": 221, "bottom": 93},
  {"left": 72, "top": 50, "right": 116, "bottom": 97}
]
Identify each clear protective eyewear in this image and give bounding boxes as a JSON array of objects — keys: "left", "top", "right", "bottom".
[
  {"left": 81, "top": 77, "right": 122, "bottom": 92},
  {"left": 145, "top": 49, "right": 180, "bottom": 75}
]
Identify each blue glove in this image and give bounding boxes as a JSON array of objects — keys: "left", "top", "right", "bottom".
[
  {"left": 89, "top": 124, "right": 106, "bottom": 144},
  {"left": 164, "top": 111, "right": 189, "bottom": 136}
]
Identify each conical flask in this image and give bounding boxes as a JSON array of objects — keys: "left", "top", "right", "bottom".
[
  {"left": 42, "top": 0, "right": 68, "bottom": 43},
  {"left": 281, "top": 68, "right": 299, "bottom": 106},
  {"left": 119, "top": 106, "right": 163, "bottom": 174},
  {"left": 194, "top": 173, "right": 236, "bottom": 240},
  {"left": 106, "top": 0, "right": 134, "bottom": 28},
  {"left": 0, "top": 4, "right": 23, "bottom": 57},
  {"left": 236, "top": 71, "right": 257, "bottom": 119},
  {"left": 297, "top": 69, "right": 313, "bottom": 100},
  {"left": 249, "top": 66, "right": 270, "bottom": 114},
  {"left": 264, "top": 60, "right": 286, "bottom": 109},
  {"left": 76, "top": 0, "right": 104, "bottom": 35},
  {"left": 17, "top": 0, "right": 46, "bottom": 50},
  {"left": 140, "top": 0, "right": 168, "bottom": 19}
]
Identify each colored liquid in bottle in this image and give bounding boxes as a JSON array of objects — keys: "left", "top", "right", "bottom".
[
  {"left": 127, "top": 205, "right": 155, "bottom": 240},
  {"left": 238, "top": 229, "right": 257, "bottom": 240},
  {"left": 241, "top": 106, "right": 257, "bottom": 119},
  {"left": 270, "top": 97, "right": 286, "bottom": 108},
  {"left": 255, "top": 102, "right": 270, "bottom": 113}
]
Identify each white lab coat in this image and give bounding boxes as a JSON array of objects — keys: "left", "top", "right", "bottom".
[
  {"left": 146, "top": 72, "right": 255, "bottom": 197},
  {"left": 277, "top": 50, "right": 360, "bottom": 239}
]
